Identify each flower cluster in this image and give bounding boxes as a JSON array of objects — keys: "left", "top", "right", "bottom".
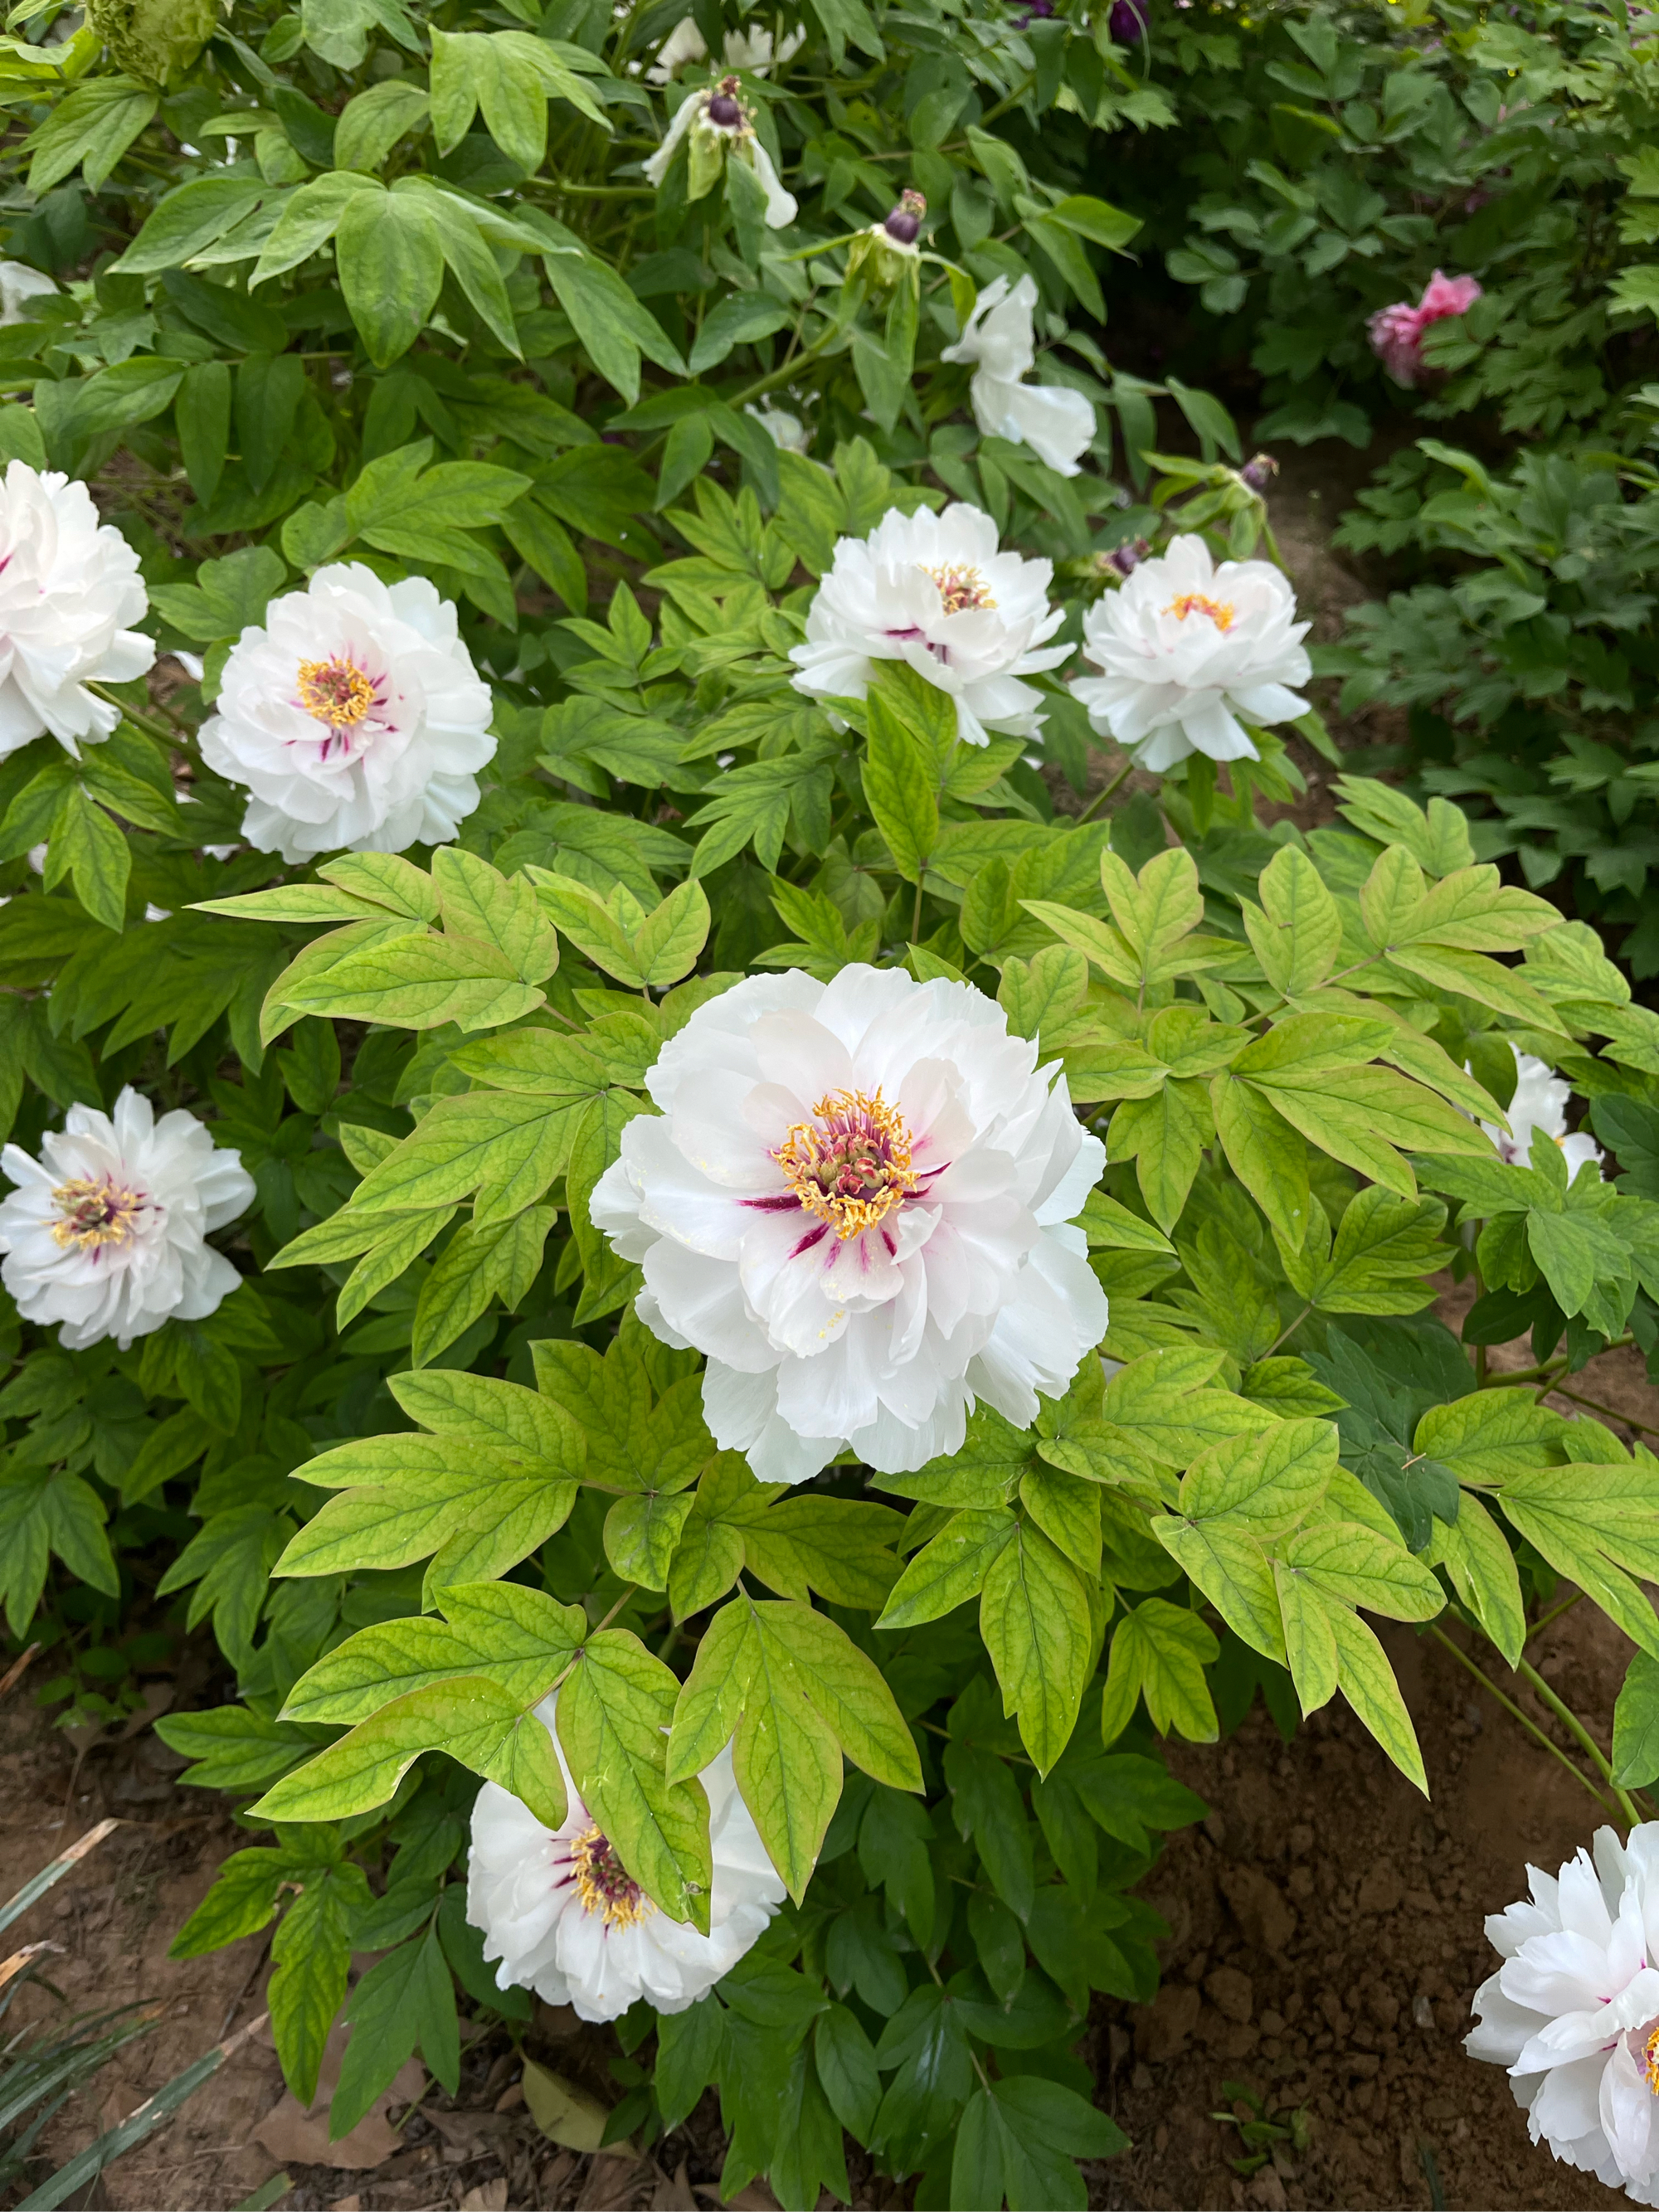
[
  {"left": 788, "top": 501, "right": 1068, "bottom": 746},
  {"left": 645, "top": 75, "right": 796, "bottom": 227},
  {"left": 1469, "top": 1825, "right": 1659, "bottom": 2203},
  {"left": 198, "top": 563, "right": 495, "bottom": 864},
  {"left": 941, "top": 274, "right": 1097, "bottom": 477},
  {"left": 0, "top": 1089, "right": 252, "bottom": 1350},
  {"left": 593, "top": 963, "right": 1107, "bottom": 1484},
  {"left": 1480, "top": 1045, "right": 1604, "bottom": 1179},
  {"left": 1072, "top": 533, "right": 1312, "bottom": 771},
  {"left": 467, "top": 1693, "right": 785, "bottom": 2020},
  {"left": 1368, "top": 270, "right": 1481, "bottom": 388},
  {"left": 0, "top": 460, "right": 154, "bottom": 761}
]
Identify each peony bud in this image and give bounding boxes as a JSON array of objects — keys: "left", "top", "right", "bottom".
[{"left": 1107, "top": 0, "right": 1146, "bottom": 40}]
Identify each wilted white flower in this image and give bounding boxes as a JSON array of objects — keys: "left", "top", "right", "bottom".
[
  {"left": 745, "top": 401, "right": 810, "bottom": 454},
  {"left": 788, "top": 503, "right": 1069, "bottom": 746},
  {"left": 0, "top": 1087, "right": 253, "bottom": 1351},
  {"left": 941, "top": 275, "right": 1097, "bottom": 478},
  {"left": 197, "top": 562, "right": 494, "bottom": 866},
  {"left": 0, "top": 462, "right": 154, "bottom": 762},
  {"left": 1481, "top": 1044, "right": 1603, "bottom": 1179},
  {"left": 1468, "top": 1823, "right": 1659, "bottom": 2203},
  {"left": 1071, "top": 532, "right": 1311, "bottom": 772},
  {"left": 467, "top": 1694, "right": 784, "bottom": 2022},
  {"left": 646, "top": 17, "right": 804, "bottom": 81},
  {"left": 591, "top": 965, "right": 1107, "bottom": 1484},
  {"left": 644, "top": 77, "right": 796, "bottom": 227},
  {"left": 0, "top": 261, "right": 55, "bottom": 324}
]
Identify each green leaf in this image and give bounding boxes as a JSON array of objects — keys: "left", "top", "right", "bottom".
[
  {"left": 1179, "top": 1418, "right": 1336, "bottom": 1537},
  {"left": 270, "top": 1857, "right": 372, "bottom": 2104},
  {"left": 250, "top": 1678, "right": 569, "bottom": 1828},
  {"left": 1100, "top": 1597, "right": 1219, "bottom": 1744},
  {"left": 335, "top": 183, "right": 445, "bottom": 368},
  {"left": 1613, "top": 1652, "right": 1659, "bottom": 1789},
  {"left": 1423, "top": 1494, "right": 1525, "bottom": 1669},
  {"left": 332, "top": 1926, "right": 459, "bottom": 2140},
  {"left": 877, "top": 1508, "right": 1017, "bottom": 1629},
  {"left": 558, "top": 1629, "right": 712, "bottom": 1929},
  {"left": 862, "top": 688, "right": 941, "bottom": 884},
  {"left": 1278, "top": 1185, "right": 1446, "bottom": 1315},
  {"left": 282, "top": 1581, "right": 585, "bottom": 1725},
  {"left": 980, "top": 1521, "right": 1092, "bottom": 1775},
  {"left": 1326, "top": 1602, "right": 1427, "bottom": 1794}
]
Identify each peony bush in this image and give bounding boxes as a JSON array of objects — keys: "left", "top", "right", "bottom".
[{"left": 2, "top": 0, "right": 1659, "bottom": 2202}]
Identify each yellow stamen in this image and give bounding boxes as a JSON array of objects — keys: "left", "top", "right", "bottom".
[
  {"left": 773, "top": 1087, "right": 919, "bottom": 1242},
  {"left": 570, "top": 1826, "right": 654, "bottom": 1931},
  {"left": 51, "top": 1175, "right": 144, "bottom": 1251},
  {"left": 1644, "top": 2022, "right": 1659, "bottom": 2094},
  {"left": 921, "top": 562, "right": 996, "bottom": 615},
  {"left": 296, "top": 656, "right": 377, "bottom": 728},
  {"left": 1163, "top": 592, "right": 1237, "bottom": 632}
]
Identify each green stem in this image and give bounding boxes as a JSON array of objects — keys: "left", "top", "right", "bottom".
[
  {"left": 1072, "top": 752, "right": 1135, "bottom": 826},
  {"left": 912, "top": 871, "right": 925, "bottom": 944},
  {"left": 1552, "top": 1384, "right": 1659, "bottom": 1437},
  {"left": 1514, "top": 1654, "right": 1641, "bottom": 1825},
  {"left": 1429, "top": 1626, "right": 1622, "bottom": 1822},
  {"left": 1265, "top": 1301, "right": 1313, "bottom": 1358},
  {"left": 86, "top": 683, "right": 178, "bottom": 749},
  {"left": 1525, "top": 1590, "right": 1584, "bottom": 1645}
]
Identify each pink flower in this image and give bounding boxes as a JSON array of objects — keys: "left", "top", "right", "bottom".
[{"left": 1366, "top": 270, "right": 1481, "bottom": 387}]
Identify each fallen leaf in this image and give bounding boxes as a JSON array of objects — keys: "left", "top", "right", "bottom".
[
  {"left": 523, "top": 2059, "right": 610, "bottom": 2152},
  {"left": 577, "top": 2151, "right": 655, "bottom": 2210},
  {"left": 253, "top": 2020, "right": 424, "bottom": 2171},
  {"left": 460, "top": 2184, "right": 509, "bottom": 2211},
  {"left": 652, "top": 2158, "right": 697, "bottom": 2210}
]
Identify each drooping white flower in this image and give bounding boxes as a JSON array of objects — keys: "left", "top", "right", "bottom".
[
  {"left": 0, "top": 1087, "right": 253, "bottom": 1351},
  {"left": 745, "top": 401, "right": 810, "bottom": 454},
  {"left": 646, "top": 18, "right": 804, "bottom": 81},
  {"left": 1478, "top": 1044, "right": 1604, "bottom": 1179},
  {"left": 1071, "top": 532, "right": 1311, "bottom": 773},
  {"left": 591, "top": 965, "right": 1107, "bottom": 1484},
  {"left": 0, "top": 462, "right": 154, "bottom": 762},
  {"left": 788, "top": 503, "right": 1069, "bottom": 746},
  {"left": 1467, "top": 1823, "right": 1659, "bottom": 2204},
  {"left": 467, "top": 1694, "right": 784, "bottom": 2022},
  {"left": 644, "top": 78, "right": 796, "bottom": 227},
  {"left": 197, "top": 562, "right": 494, "bottom": 866},
  {"left": 0, "top": 261, "right": 56, "bottom": 324},
  {"left": 941, "top": 275, "right": 1097, "bottom": 478}
]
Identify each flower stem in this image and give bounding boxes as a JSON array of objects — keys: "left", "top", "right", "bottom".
[
  {"left": 1265, "top": 1301, "right": 1313, "bottom": 1358},
  {"left": 1428, "top": 1625, "right": 1623, "bottom": 1823},
  {"left": 86, "top": 683, "right": 179, "bottom": 750},
  {"left": 1513, "top": 1654, "right": 1642, "bottom": 1826},
  {"left": 1072, "top": 753, "right": 1134, "bottom": 826}
]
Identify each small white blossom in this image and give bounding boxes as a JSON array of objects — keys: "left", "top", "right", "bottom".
[
  {"left": 0, "top": 461, "right": 154, "bottom": 762},
  {"left": 646, "top": 18, "right": 804, "bottom": 80},
  {"left": 1469, "top": 1823, "right": 1659, "bottom": 2202},
  {"left": 0, "top": 1087, "right": 253, "bottom": 1351},
  {"left": 197, "top": 562, "right": 494, "bottom": 866},
  {"left": 591, "top": 965, "right": 1107, "bottom": 1484},
  {"left": 745, "top": 401, "right": 810, "bottom": 454},
  {"left": 788, "top": 502, "right": 1069, "bottom": 746},
  {"left": 1481, "top": 1045, "right": 1603, "bottom": 1179},
  {"left": 467, "top": 1694, "right": 784, "bottom": 2022},
  {"left": 0, "top": 261, "right": 55, "bottom": 324},
  {"left": 1072, "top": 533, "right": 1311, "bottom": 773},
  {"left": 941, "top": 275, "right": 1097, "bottom": 478},
  {"left": 644, "top": 79, "right": 796, "bottom": 227}
]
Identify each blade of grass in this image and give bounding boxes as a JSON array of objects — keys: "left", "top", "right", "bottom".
[{"left": 0, "top": 1821, "right": 119, "bottom": 1942}]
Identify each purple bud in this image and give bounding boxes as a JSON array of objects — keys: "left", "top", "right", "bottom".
[
  {"left": 707, "top": 92, "right": 742, "bottom": 126},
  {"left": 1240, "top": 451, "right": 1278, "bottom": 493},
  {"left": 1107, "top": 0, "right": 1146, "bottom": 38},
  {"left": 1105, "top": 537, "right": 1150, "bottom": 580},
  {"left": 884, "top": 188, "right": 926, "bottom": 244},
  {"left": 1017, "top": 0, "right": 1055, "bottom": 17}
]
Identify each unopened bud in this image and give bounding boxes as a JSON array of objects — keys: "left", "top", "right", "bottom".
[
  {"left": 1103, "top": 537, "right": 1150, "bottom": 580},
  {"left": 1240, "top": 452, "right": 1278, "bottom": 493},
  {"left": 1107, "top": 0, "right": 1147, "bottom": 39}
]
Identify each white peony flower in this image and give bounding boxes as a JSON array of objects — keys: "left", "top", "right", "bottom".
[
  {"left": 466, "top": 1694, "right": 784, "bottom": 2022},
  {"left": 0, "top": 461, "right": 154, "bottom": 762},
  {"left": 1480, "top": 1044, "right": 1603, "bottom": 1180},
  {"left": 646, "top": 18, "right": 804, "bottom": 81},
  {"left": 788, "top": 503, "right": 1069, "bottom": 746},
  {"left": 0, "top": 1087, "right": 254, "bottom": 1351},
  {"left": 643, "top": 78, "right": 796, "bottom": 227},
  {"left": 591, "top": 965, "right": 1108, "bottom": 1484},
  {"left": 197, "top": 562, "right": 495, "bottom": 866},
  {"left": 0, "top": 260, "right": 56, "bottom": 324},
  {"left": 941, "top": 275, "right": 1097, "bottom": 478},
  {"left": 1071, "top": 532, "right": 1311, "bottom": 773},
  {"left": 745, "top": 401, "right": 810, "bottom": 454},
  {"left": 1467, "top": 1823, "right": 1659, "bottom": 2203}
]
